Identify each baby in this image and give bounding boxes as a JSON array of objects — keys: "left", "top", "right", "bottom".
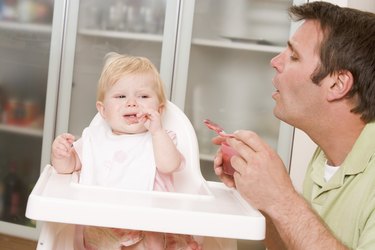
[{"left": 51, "top": 53, "right": 201, "bottom": 250}]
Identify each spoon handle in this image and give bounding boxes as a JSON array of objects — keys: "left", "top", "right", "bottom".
[{"left": 203, "top": 119, "right": 235, "bottom": 138}]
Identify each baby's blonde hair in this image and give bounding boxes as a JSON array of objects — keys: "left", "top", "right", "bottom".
[{"left": 97, "top": 52, "right": 167, "bottom": 110}]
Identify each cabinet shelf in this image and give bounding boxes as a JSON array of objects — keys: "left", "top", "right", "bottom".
[
  {"left": 0, "top": 124, "right": 43, "bottom": 137},
  {"left": 0, "top": 21, "right": 51, "bottom": 33},
  {"left": 200, "top": 153, "right": 215, "bottom": 162},
  {"left": 78, "top": 28, "right": 163, "bottom": 42},
  {"left": 192, "top": 38, "right": 285, "bottom": 53}
]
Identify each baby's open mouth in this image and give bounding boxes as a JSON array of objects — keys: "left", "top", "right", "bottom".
[{"left": 123, "top": 113, "right": 139, "bottom": 124}]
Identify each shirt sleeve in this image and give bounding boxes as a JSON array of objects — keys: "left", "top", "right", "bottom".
[
  {"left": 153, "top": 130, "right": 186, "bottom": 192},
  {"left": 166, "top": 130, "right": 185, "bottom": 172},
  {"left": 357, "top": 196, "right": 375, "bottom": 249}
]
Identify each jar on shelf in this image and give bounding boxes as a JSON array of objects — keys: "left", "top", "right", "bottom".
[
  {"left": 17, "top": 0, "right": 34, "bottom": 23},
  {"left": 0, "top": 86, "right": 7, "bottom": 123},
  {"left": 0, "top": 181, "right": 4, "bottom": 219},
  {"left": 3, "top": 161, "right": 25, "bottom": 223},
  {"left": 5, "top": 97, "right": 27, "bottom": 125},
  {"left": 24, "top": 99, "right": 40, "bottom": 125},
  {"left": 1, "top": 0, "right": 18, "bottom": 21}
]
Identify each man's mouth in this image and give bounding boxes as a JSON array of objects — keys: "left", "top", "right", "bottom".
[{"left": 272, "top": 89, "right": 280, "bottom": 100}]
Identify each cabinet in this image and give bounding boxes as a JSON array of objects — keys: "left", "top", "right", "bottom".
[
  {"left": 0, "top": 0, "right": 54, "bottom": 240},
  {"left": 171, "top": 0, "right": 295, "bottom": 181}
]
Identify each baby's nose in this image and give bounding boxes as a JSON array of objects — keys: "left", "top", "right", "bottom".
[{"left": 126, "top": 98, "right": 137, "bottom": 107}]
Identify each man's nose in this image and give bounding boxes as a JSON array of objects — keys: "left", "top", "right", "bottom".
[{"left": 270, "top": 52, "right": 283, "bottom": 72}]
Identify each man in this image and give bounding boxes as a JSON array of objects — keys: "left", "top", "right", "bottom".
[{"left": 213, "top": 2, "right": 375, "bottom": 249}]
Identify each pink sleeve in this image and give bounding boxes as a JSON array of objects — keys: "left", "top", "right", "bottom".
[
  {"left": 165, "top": 130, "right": 186, "bottom": 172},
  {"left": 153, "top": 130, "right": 185, "bottom": 192}
]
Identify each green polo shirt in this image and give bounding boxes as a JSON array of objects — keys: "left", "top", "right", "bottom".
[{"left": 303, "top": 121, "right": 375, "bottom": 249}]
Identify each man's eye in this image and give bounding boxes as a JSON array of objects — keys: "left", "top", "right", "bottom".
[
  {"left": 290, "top": 55, "right": 298, "bottom": 61},
  {"left": 290, "top": 52, "right": 299, "bottom": 61}
]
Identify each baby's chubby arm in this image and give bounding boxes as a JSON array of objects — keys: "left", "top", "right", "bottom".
[
  {"left": 138, "top": 109, "right": 182, "bottom": 174},
  {"left": 51, "top": 133, "right": 81, "bottom": 174}
]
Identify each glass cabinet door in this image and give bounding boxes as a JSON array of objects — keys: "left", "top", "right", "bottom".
[
  {"left": 0, "top": 0, "right": 54, "bottom": 228},
  {"left": 182, "top": 0, "right": 293, "bottom": 181},
  {"left": 60, "top": 0, "right": 171, "bottom": 136}
]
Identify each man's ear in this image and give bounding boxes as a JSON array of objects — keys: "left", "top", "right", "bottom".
[
  {"left": 96, "top": 101, "right": 105, "bottom": 118},
  {"left": 327, "top": 70, "right": 354, "bottom": 101}
]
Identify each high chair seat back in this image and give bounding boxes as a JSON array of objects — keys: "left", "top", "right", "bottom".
[{"left": 161, "top": 101, "right": 206, "bottom": 193}]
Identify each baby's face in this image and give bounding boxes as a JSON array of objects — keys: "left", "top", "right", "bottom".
[{"left": 96, "top": 72, "right": 161, "bottom": 135}]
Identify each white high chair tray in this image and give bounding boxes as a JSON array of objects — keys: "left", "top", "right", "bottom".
[{"left": 26, "top": 165, "right": 265, "bottom": 240}]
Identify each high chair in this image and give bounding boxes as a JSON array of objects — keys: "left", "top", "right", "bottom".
[{"left": 26, "top": 101, "right": 265, "bottom": 249}]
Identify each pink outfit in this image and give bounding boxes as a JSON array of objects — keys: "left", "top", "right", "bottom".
[
  {"left": 73, "top": 116, "right": 199, "bottom": 250},
  {"left": 81, "top": 227, "right": 200, "bottom": 250}
]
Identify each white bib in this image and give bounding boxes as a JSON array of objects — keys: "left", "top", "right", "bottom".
[{"left": 77, "top": 114, "right": 156, "bottom": 191}]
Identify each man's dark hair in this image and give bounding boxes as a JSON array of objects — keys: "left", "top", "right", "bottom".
[{"left": 289, "top": 1, "right": 375, "bottom": 122}]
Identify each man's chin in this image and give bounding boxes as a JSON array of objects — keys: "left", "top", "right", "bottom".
[{"left": 273, "top": 109, "right": 288, "bottom": 123}]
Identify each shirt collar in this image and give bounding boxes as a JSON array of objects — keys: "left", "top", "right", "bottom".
[{"left": 310, "top": 121, "right": 375, "bottom": 189}]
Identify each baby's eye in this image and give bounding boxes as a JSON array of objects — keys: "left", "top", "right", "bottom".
[
  {"left": 117, "top": 95, "right": 126, "bottom": 99},
  {"left": 140, "top": 95, "right": 149, "bottom": 98}
]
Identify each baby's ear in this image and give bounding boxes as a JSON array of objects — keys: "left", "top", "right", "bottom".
[
  {"left": 96, "top": 101, "right": 106, "bottom": 118},
  {"left": 158, "top": 103, "right": 165, "bottom": 114}
]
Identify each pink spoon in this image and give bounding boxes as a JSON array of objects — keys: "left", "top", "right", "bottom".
[
  {"left": 204, "top": 119, "right": 236, "bottom": 175},
  {"left": 203, "top": 119, "right": 234, "bottom": 138}
]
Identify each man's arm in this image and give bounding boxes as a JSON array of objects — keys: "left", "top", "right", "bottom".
[
  {"left": 224, "top": 130, "right": 348, "bottom": 250},
  {"left": 265, "top": 192, "right": 347, "bottom": 250},
  {"left": 263, "top": 213, "right": 287, "bottom": 250}
]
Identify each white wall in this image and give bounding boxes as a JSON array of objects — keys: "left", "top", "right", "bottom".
[{"left": 348, "top": 0, "right": 375, "bottom": 11}]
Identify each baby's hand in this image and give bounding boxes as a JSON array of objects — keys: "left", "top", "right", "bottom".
[
  {"left": 137, "top": 108, "right": 163, "bottom": 133},
  {"left": 52, "top": 133, "right": 75, "bottom": 159}
]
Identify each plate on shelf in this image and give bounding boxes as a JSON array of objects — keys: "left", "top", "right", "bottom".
[{"left": 220, "top": 35, "right": 277, "bottom": 46}]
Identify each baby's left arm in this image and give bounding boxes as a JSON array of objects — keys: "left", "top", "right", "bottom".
[
  {"left": 138, "top": 109, "right": 182, "bottom": 174},
  {"left": 152, "top": 130, "right": 183, "bottom": 174}
]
